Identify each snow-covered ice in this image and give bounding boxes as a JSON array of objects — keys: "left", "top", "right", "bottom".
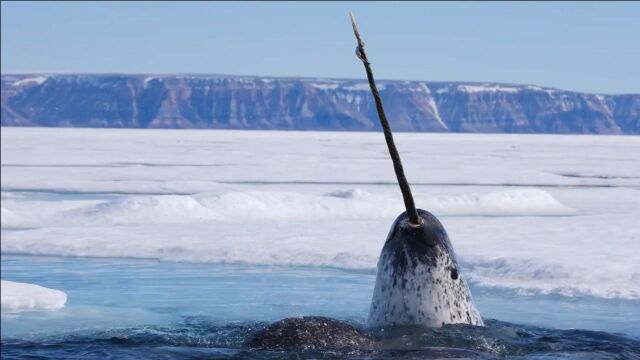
[
  {"left": 1, "top": 280, "right": 67, "bottom": 313},
  {"left": 1, "top": 128, "right": 639, "bottom": 300}
]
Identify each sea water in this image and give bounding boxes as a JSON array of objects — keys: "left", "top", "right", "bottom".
[
  {"left": 2, "top": 254, "right": 639, "bottom": 358},
  {"left": 1, "top": 128, "right": 639, "bottom": 358}
]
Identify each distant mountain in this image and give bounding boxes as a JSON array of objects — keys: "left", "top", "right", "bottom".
[{"left": 1, "top": 74, "right": 638, "bottom": 134}]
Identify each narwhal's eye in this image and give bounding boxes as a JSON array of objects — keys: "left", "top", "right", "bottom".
[{"left": 450, "top": 268, "right": 459, "bottom": 280}]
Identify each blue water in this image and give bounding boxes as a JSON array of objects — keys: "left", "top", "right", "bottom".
[{"left": 1, "top": 255, "right": 639, "bottom": 359}]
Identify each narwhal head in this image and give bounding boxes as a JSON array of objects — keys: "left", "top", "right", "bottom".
[
  {"left": 368, "top": 209, "right": 483, "bottom": 328},
  {"left": 381, "top": 209, "right": 458, "bottom": 280}
]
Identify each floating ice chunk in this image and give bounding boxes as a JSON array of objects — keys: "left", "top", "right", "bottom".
[{"left": 1, "top": 280, "right": 67, "bottom": 313}]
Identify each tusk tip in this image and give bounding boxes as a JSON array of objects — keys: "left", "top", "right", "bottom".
[{"left": 349, "top": 12, "right": 359, "bottom": 32}]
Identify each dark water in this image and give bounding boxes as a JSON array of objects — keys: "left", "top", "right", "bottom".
[{"left": 2, "top": 318, "right": 639, "bottom": 359}]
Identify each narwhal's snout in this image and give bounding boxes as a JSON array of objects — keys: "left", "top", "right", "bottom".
[{"left": 391, "top": 209, "right": 453, "bottom": 251}]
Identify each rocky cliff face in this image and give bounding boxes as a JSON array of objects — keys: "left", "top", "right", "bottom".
[{"left": 1, "top": 74, "right": 638, "bottom": 134}]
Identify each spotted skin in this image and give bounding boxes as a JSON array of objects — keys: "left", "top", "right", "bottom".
[
  {"left": 368, "top": 209, "right": 483, "bottom": 327},
  {"left": 248, "top": 316, "right": 374, "bottom": 350}
]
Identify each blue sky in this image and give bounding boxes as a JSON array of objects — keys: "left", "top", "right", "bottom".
[{"left": 1, "top": 1, "right": 638, "bottom": 94}]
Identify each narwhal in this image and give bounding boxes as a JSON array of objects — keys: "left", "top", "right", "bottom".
[
  {"left": 249, "top": 12, "right": 482, "bottom": 351},
  {"left": 348, "top": 13, "right": 483, "bottom": 328}
]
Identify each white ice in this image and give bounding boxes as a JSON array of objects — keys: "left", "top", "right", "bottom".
[
  {"left": 1, "top": 128, "right": 639, "bottom": 300},
  {"left": 1, "top": 280, "right": 67, "bottom": 313}
]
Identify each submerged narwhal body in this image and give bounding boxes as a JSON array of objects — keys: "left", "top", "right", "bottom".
[{"left": 348, "top": 13, "right": 483, "bottom": 328}]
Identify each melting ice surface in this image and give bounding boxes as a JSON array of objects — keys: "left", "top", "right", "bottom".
[{"left": 1, "top": 128, "right": 640, "bottom": 358}]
